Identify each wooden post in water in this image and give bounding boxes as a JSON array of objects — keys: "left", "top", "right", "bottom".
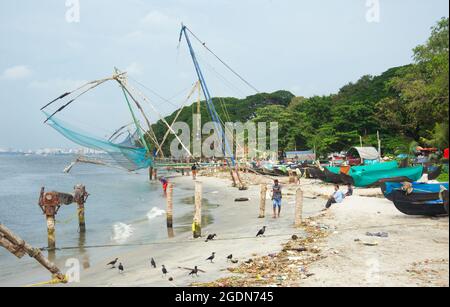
[
  {"left": 154, "top": 168, "right": 158, "bottom": 181},
  {"left": 47, "top": 216, "right": 56, "bottom": 250},
  {"left": 0, "top": 224, "right": 66, "bottom": 282},
  {"left": 193, "top": 181, "right": 202, "bottom": 238},
  {"left": 149, "top": 167, "right": 153, "bottom": 181},
  {"left": 166, "top": 183, "right": 174, "bottom": 229},
  {"left": 74, "top": 184, "right": 88, "bottom": 233},
  {"left": 295, "top": 188, "right": 303, "bottom": 227},
  {"left": 259, "top": 184, "right": 267, "bottom": 218}
]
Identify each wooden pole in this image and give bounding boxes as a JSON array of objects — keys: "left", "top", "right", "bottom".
[
  {"left": 0, "top": 224, "right": 66, "bottom": 282},
  {"left": 166, "top": 183, "right": 174, "bottom": 229},
  {"left": 47, "top": 216, "right": 56, "bottom": 250},
  {"left": 193, "top": 181, "right": 202, "bottom": 238},
  {"left": 149, "top": 167, "right": 153, "bottom": 181},
  {"left": 295, "top": 188, "right": 303, "bottom": 227},
  {"left": 259, "top": 184, "right": 267, "bottom": 218},
  {"left": 154, "top": 169, "right": 158, "bottom": 181},
  {"left": 230, "top": 168, "right": 237, "bottom": 187},
  {"left": 77, "top": 204, "right": 86, "bottom": 233},
  {"left": 74, "top": 185, "right": 87, "bottom": 232},
  {"left": 377, "top": 130, "right": 381, "bottom": 160}
]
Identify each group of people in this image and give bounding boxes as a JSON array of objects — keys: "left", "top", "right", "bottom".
[
  {"left": 159, "top": 163, "right": 353, "bottom": 213},
  {"left": 270, "top": 180, "right": 353, "bottom": 218},
  {"left": 158, "top": 162, "right": 201, "bottom": 194}
]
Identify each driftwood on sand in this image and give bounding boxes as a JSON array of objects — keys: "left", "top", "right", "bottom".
[{"left": 0, "top": 224, "right": 66, "bottom": 282}]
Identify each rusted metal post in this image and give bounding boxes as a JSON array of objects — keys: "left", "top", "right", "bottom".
[
  {"left": 38, "top": 187, "right": 61, "bottom": 250},
  {"left": 259, "top": 184, "right": 267, "bottom": 218},
  {"left": 166, "top": 183, "right": 174, "bottom": 229},
  {"left": 295, "top": 188, "right": 303, "bottom": 227},
  {"left": 74, "top": 184, "right": 88, "bottom": 232},
  {"left": 193, "top": 181, "right": 202, "bottom": 238},
  {"left": 0, "top": 224, "right": 66, "bottom": 282}
]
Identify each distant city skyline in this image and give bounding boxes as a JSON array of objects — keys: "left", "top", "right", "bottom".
[{"left": 0, "top": 0, "right": 448, "bottom": 149}]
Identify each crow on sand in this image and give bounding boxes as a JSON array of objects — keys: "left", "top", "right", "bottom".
[
  {"left": 256, "top": 226, "right": 267, "bottom": 237},
  {"left": 205, "top": 234, "right": 217, "bottom": 242},
  {"left": 107, "top": 258, "right": 118, "bottom": 268},
  {"left": 206, "top": 252, "right": 216, "bottom": 263}
]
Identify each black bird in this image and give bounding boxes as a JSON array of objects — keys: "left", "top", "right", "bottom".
[
  {"left": 179, "top": 266, "right": 206, "bottom": 277},
  {"left": 231, "top": 259, "right": 239, "bottom": 264},
  {"left": 256, "top": 226, "right": 267, "bottom": 237},
  {"left": 150, "top": 258, "right": 156, "bottom": 268},
  {"left": 226, "top": 254, "right": 233, "bottom": 262},
  {"left": 206, "top": 252, "right": 216, "bottom": 263},
  {"left": 162, "top": 265, "right": 168, "bottom": 277},
  {"left": 189, "top": 266, "right": 200, "bottom": 277},
  {"left": 118, "top": 263, "right": 124, "bottom": 274},
  {"left": 107, "top": 258, "right": 119, "bottom": 268},
  {"left": 205, "top": 234, "right": 217, "bottom": 242}
]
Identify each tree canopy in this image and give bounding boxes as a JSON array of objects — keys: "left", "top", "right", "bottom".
[{"left": 151, "top": 18, "right": 449, "bottom": 158}]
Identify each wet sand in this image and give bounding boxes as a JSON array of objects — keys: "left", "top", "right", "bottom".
[
  {"left": 48, "top": 173, "right": 448, "bottom": 287},
  {"left": 66, "top": 175, "right": 324, "bottom": 287}
]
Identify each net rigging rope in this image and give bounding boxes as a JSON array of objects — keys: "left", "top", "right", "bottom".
[{"left": 184, "top": 26, "right": 260, "bottom": 94}]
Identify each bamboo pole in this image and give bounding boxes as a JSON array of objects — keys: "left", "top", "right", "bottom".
[
  {"left": 295, "top": 188, "right": 303, "bottom": 227},
  {"left": 259, "top": 184, "right": 267, "bottom": 218},
  {"left": 193, "top": 181, "right": 202, "bottom": 238},
  {"left": 166, "top": 183, "right": 174, "bottom": 229},
  {"left": 0, "top": 224, "right": 66, "bottom": 281}
]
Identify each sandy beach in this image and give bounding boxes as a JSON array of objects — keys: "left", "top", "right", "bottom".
[{"left": 64, "top": 172, "right": 449, "bottom": 287}]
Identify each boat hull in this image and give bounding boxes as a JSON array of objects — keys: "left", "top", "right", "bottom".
[{"left": 392, "top": 190, "right": 448, "bottom": 216}]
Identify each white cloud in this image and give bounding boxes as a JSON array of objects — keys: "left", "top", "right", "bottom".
[
  {"left": 140, "top": 10, "right": 176, "bottom": 27},
  {"left": 1, "top": 65, "right": 32, "bottom": 80},
  {"left": 125, "top": 62, "right": 143, "bottom": 76},
  {"left": 29, "top": 79, "right": 88, "bottom": 91}
]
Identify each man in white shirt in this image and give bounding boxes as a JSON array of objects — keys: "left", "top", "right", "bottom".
[{"left": 325, "top": 185, "right": 345, "bottom": 209}]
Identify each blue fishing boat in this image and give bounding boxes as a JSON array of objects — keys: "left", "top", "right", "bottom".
[
  {"left": 381, "top": 182, "right": 449, "bottom": 201},
  {"left": 382, "top": 182, "right": 449, "bottom": 216},
  {"left": 391, "top": 189, "right": 448, "bottom": 216}
]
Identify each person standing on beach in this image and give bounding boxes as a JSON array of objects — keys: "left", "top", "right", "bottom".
[
  {"left": 325, "top": 185, "right": 345, "bottom": 209},
  {"left": 272, "top": 179, "right": 283, "bottom": 218},
  {"left": 191, "top": 162, "right": 199, "bottom": 180},
  {"left": 159, "top": 177, "right": 169, "bottom": 194}
]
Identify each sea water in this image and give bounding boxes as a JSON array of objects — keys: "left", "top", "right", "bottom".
[{"left": 0, "top": 154, "right": 201, "bottom": 286}]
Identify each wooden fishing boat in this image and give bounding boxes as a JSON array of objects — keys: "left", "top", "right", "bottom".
[
  {"left": 306, "top": 167, "right": 327, "bottom": 181},
  {"left": 392, "top": 189, "right": 448, "bottom": 216},
  {"left": 381, "top": 182, "right": 449, "bottom": 202},
  {"left": 323, "top": 168, "right": 345, "bottom": 184},
  {"left": 340, "top": 166, "right": 423, "bottom": 188},
  {"left": 427, "top": 165, "right": 442, "bottom": 181}
]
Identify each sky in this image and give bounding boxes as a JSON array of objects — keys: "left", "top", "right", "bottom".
[{"left": 0, "top": 0, "right": 448, "bottom": 150}]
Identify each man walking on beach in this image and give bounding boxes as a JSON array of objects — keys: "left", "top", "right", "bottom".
[
  {"left": 325, "top": 184, "right": 345, "bottom": 209},
  {"left": 272, "top": 179, "right": 282, "bottom": 218},
  {"left": 191, "top": 162, "right": 199, "bottom": 180}
]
